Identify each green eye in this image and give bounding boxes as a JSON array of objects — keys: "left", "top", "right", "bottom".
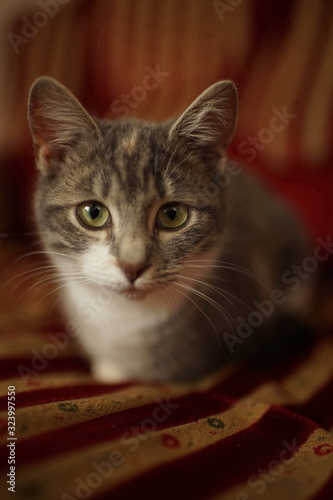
[
  {"left": 77, "top": 202, "right": 110, "bottom": 229},
  {"left": 156, "top": 203, "right": 189, "bottom": 229}
]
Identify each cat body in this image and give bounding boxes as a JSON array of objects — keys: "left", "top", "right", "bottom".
[{"left": 28, "top": 78, "right": 312, "bottom": 382}]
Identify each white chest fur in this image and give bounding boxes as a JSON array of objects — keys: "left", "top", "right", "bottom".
[
  {"left": 64, "top": 282, "right": 176, "bottom": 343},
  {"left": 61, "top": 281, "right": 178, "bottom": 381}
]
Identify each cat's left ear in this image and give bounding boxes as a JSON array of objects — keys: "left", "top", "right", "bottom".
[
  {"left": 169, "top": 81, "right": 238, "bottom": 157},
  {"left": 28, "top": 76, "right": 100, "bottom": 174}
]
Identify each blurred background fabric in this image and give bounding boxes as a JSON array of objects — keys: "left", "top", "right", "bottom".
[{"left": 0, "top": 0, "right": 333, "bottom": 242}]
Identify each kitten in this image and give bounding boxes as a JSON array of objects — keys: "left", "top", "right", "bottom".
[{"left": 28, "top": 77, "right": 313, "bottom": 383}]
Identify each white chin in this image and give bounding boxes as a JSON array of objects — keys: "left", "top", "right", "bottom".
[{"left": 118, "top": 287, "right": 150, "bottom": 301}]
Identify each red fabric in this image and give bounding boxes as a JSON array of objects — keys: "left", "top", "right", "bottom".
[{"left": 104, "top": 407, "right": 317, "bottom": 500}]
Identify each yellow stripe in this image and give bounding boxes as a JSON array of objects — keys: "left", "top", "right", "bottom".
[
  {"left": 1, "top": 365, "right": 237, "bottom": 440},
  {"left": 15, "top": 399, "right": 271, "bottom": 497}
]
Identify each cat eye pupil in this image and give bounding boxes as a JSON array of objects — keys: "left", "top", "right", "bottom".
[
  {"left": 89, "top": 206, "right": 100, "bottom": 219},
  {"left": 77, "top": 201, "right": 110, "bottom": 229},
  {"left": 156, "top": 203, "right": 189, "bottom": 230},
  {"left": 166, "top": 208, "right": 177, "bottom": 221}
]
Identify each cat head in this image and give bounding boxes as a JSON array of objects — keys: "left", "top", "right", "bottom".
[{"left": 28, "top": 77, "right": 238, "bottom": 300}]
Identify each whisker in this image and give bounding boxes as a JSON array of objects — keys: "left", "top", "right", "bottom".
[
  {"left": 14, "top": 274, "right": 85, "bottom": 305},
  {"left": 175, "top": 280, "right": 230, "bottom": 318},
  {"left": 10, "top": 270, "right": 83, "bottom": 293},
  {"left": 12, "top": 250, "right": 80, "bottom": 265},
  {"left": 174, "top": 280, "right": 235, "bottom": 330},
  {"left": 176, "top": 274, "right": 252, "bottom": 314},
  {"left": 187, "top": 258, "right": 256, "bottom": 272},
  {"left": 185, "top": 259, "right": 267, "bottom": 287},
  {"left": 172, "top": 283, "right": 222, "bottom": 349},
  {"left": 4, "top": 264, "right": 76, "bottom": 288},
  {"left": 161, "top": 287, "right": 181, "bottom": 320},
  {"left": 36, "top": 278, "right": 92, "bottom": 305},
  {"left": 46, "top": 289, "right": 68, "bottom": 320},
  {"left": 182, "top": 267, "right": 250, "bottom": 293}
]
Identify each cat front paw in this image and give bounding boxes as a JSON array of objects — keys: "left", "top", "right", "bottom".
[{"left": 91, "top": 360, "right": 130, "bottom": 383}]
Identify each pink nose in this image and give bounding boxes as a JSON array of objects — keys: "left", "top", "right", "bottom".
[{"left": 120, "top": 263, "right": 150, "bottom": 283}]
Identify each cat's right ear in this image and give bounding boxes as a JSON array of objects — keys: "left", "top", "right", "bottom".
[
  {"left": 169, "top": 81, "right": 238, "bottom": 158},
  {"left": 28, "top": 77, "right": 100, "bottom": 175}
]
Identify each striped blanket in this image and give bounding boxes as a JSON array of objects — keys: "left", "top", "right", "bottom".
[{"left": 0, "top": 244, "right": 333, "bottom": 500}]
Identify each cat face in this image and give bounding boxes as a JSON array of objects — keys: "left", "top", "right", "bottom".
[{"left": 28, "top": 78, "right": 238, "bottom": 300}]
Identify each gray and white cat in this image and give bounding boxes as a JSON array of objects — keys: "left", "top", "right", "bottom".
[{"left": 28, "top": 77, "right": 313, "bottom": 383}]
